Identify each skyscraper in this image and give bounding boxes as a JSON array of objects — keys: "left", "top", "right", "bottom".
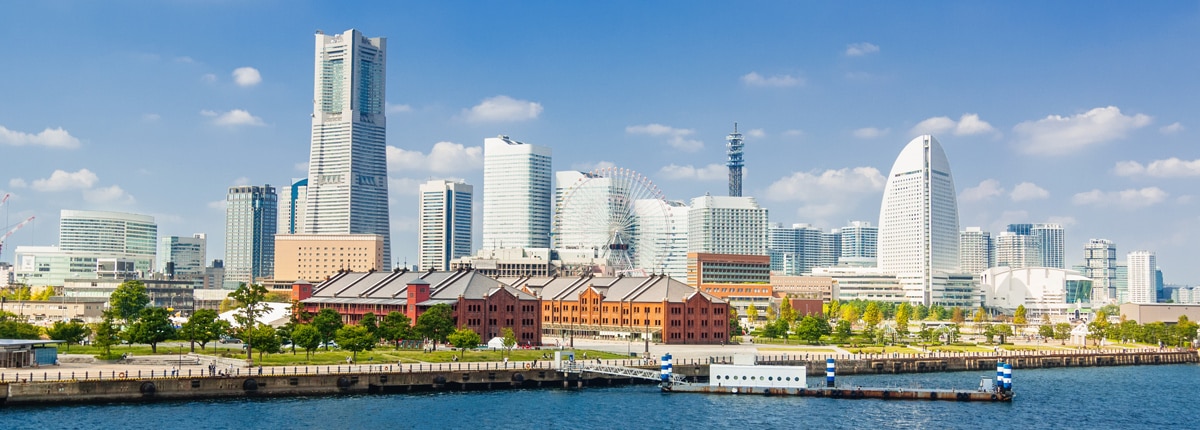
[
  {"left": 1084, "top": 239, "right": 1117, "bottom": 303},
  {"left": 688, "top": 195, "right": 768, "bottom": 256},
  {"left": 279, "top": 177, "right": 308, "bottom": 235},
  {"left": 482, "top": 135, "right": 552, "bottom": 250},
  {"left": 59, "top": 210, "right": 158, "bottom": 266},
  {"left": 418, "top": 180, "right": 473, "bottom": 271},
  {"left": 768, "top": 223, "right": 838, "bottom": 275},
  {"left": 995, "top": 231, "right": 1040, "bottom": 268},
  {"left": 726, "top": 123, "right": 744, "bottom": 197},
  {"left": 959, "top": 227, "right": 993, "bottom": 275},
  {"left": 225, "top": 185, "right": 277, "bottom": 288},
  {"left": 877, "top": 135, "right": 960, "bottom": 304},
  {"left": 157, "top": 234, "right": 206, "bottom": 279},
  {"left": 1127, "top": 251, "right": 1156, "bottom": 304},
  {"left": 839, "top": 221, "right": 878, "bottom": 260},
  {"left": 304, "top": 29, "right": 391, "bottom": 265},
  {"left": 1031, "top": 223, "right": 1065, "bottom": 269}
]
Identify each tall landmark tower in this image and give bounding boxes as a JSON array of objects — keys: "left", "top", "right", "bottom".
[
  {"left": 726, "top": 123, "right": 744, "bottom": 197},
  {"left": 304, "top": 29, "right": 391, "bottom": 266}
]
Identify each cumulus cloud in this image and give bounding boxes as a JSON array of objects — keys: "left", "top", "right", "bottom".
[
  {"left": 462, "top": 95, "right": 542, "bottom": 123},
  {"left": 959, "top": 179, "right": 1004, "bottom": 202},
  {"left": 1009, "top": 182, "right": 1049, "bottom": 201},
  {"left": 1013, "top": 106, "right": 1152, "bottom": 155},
  {"left": 746, "top": 129, "right": 766, "bottom": 138},
  {"left": 765, "top": 167, "right": 885, "bottom": 221},
  {"left": 852, "top": 127, "right": 888, "bottom": 139},
  {"left": 741, "top": 72, "right": 804, "bottom": 88},
  {"left": 386, "top": 103, "right": 413, "bottom": 114},
  {"left": 1160, "top": 122, "right": 1184, "bottom": 134},
  {"left": 8, "top": 178, "right": 27, "bottom": 188},
  {"left": 387, "top": 141, "right": 483, "bottom": 174},
  {"left": 29, "top": 169, "right": 99, "bottom": 192},
  {"left": 232, "top": 67, "right": 262, "bottom": 87},
  {"left": 83, "top": 185, "right": 134, "bottom": 204},
  {"left": 1072, "top": 187, "right": 1167, "bottom": 208},
  {"left": 1114, "top": 158, "right": 1200, "bottom": 178},
  {"left": 910, "top": 113, "right": 997, "bottom": 137},
  {"left": 0, "top": 125, "right": 82, "bottom": 149},
  {"left": 845, "top": 42, "right": 880, "bottom": 57},
  {"left": 658, "top": 164, "right": 726, "bottom": 181},
  {"left": 203, "top": 109, "right": 265, "bottom": 126},
  {"left": 626, "top": 123, "right": 703, "bottom": 152}
]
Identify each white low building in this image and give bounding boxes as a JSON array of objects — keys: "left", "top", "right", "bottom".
[{"left": 980, "top": 267, "right": 1093, "bottom": 318}]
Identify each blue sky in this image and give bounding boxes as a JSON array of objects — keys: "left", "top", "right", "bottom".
[{"left": 2, "top": 2, "right": 1199, "bottom": 282}]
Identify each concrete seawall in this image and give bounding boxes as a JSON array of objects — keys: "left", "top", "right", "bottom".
[{"left": 2, "top": 350, "right": 1194, "bottom": 406}]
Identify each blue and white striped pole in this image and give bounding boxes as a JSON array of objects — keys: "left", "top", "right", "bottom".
[
  {"left": 1002, "top": 363, "right": 1012, "bottom": 392},
  {"left": 826, "top": 358, "right": 835, "bottom": 387},
  {"left": 661, "top": 353, "right": 673, "bottom": 383},
  {"left": 996, "top": 361, "right": 1004, "bottom": 390}
]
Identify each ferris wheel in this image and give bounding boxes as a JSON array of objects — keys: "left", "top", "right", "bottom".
[{"left": 554, "top": 167, "right": 673, "bottom": 274}]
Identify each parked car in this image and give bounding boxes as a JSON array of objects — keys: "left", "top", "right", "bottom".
[{"left": 219, "top": 337, "right": 242, "bottom": 344}]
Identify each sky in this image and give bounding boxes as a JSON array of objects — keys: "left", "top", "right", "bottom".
[{"left": 2, "top": 1, "right": 1199, "bottom": 283}]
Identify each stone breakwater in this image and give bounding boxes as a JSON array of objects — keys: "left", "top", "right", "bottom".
[{"left": 1, "top": 350, "right": 1194, "bottom": 406}]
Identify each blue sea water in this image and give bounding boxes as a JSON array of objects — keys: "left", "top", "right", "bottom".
[{"left": 2, "top": 364, "right": 1196, "bottom": 429}]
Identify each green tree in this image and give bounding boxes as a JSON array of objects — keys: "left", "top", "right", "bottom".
[
  {"left": 246, "top": 323, "right": 281, "bottom": 360},
  {"left": 1176, "top": 316, "right": 1199, "bottom": 347},
  {"left": 765, "top": 305, "right": 777, "bottom": 322},
  {"left": 92, "top": 313, "right": 121, "bottom": 358},
  {"left": 1053, "top": 323, "right": 1072, "bottom": 345},
  {"left": 929, "top": 305, "right": 946, "bottom": 321},
  {"left": 360, "top": 312, "right": 379, "bottom": 339},
  {"left": 447, "top": 327, "right": 481, "bottom": 359},
  {"left": 1013, "top": 305, "right": 1028, "bottom": 327},
  {"left": 178, "top": 309, "right": 228, "bottom": 352},
  {"left": 833, "top": 320, "right": 852, "bottom": 343},
  {"left": 276, "top": 324, "right": 296, "bottom": 355},
  {"left": 863, "top": 302, "right": 882, "bottom": 330},
  {"left": 109, "top": 280, "right": 150, "bottom": 322},
  {"left": 31, "top": 286, "right": 55, "bottom": 301},
  {"left": 126, "top": 307, "right": 176, "bottom": 353},
  {"left": 0, "top": 285, "right": 33, "bottom": 300},
  {"left": 501, "top": 327, "right": 518, "bottom": 356},
  {"left": 378, "top": 311, "right": 414, "bottom": 349},
  {"left": 1038, "top": 323, "right": 1055, "bottom": 340},
  {"left": 292, "top": 324, "right": 321, "bottom": 359},
  {"left": 311, "top": 308, "right": 344, "bottom": 350},
  {"left": 779, "top": 296, "right": 797, "bottom": 323},
  {"left": 415, "top": 303, "right": 456, "bottom": 350},
  {"left": 336, "top": 325, "right": 376, "bottom": 362},
  {"left": 840, "top": 305, "right": 859, "bottom": 324},
  {"left": 827, "top": 300, "right": 841, "bottom": 320},
  {"left": 218, "top": 298, "right": 237, "bottom": 313},
  {"left": 47, "top": 320, "right": 91, "bottom": 351},
  {"left": 746, "top": 305, "right": 759, "bottom": 325},
  {"left": 728, "top": 308, "right": 742, "bottom": 339},
  {"left": 230, "top": 283, "right": 269, "bottom": 362},
  {"left": 795, "top": 315, "right": 832, "bottom": 344},
  {"left": 951, "top": 307, "right": 965, "bottom": 325},
  {"left": 895, "top": 303, "right": 911, "bottom": 333},
  {"left": 1088, "top": 311, "right": 1111, "bottom": 346},
  {"left": 0, "top": 311, "right": 40, "bottom": 339},
  {"left": 264, "top": 291, "right": 292, "bottom": 303}
]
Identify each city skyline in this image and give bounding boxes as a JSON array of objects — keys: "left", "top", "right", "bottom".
[{"left": 2, "top": 3, "right": 1199, "bottom": 282}]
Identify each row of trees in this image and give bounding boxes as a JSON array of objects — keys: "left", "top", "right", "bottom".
[{"left": 0, "top": 285, "right": 56, "bottom": 301}]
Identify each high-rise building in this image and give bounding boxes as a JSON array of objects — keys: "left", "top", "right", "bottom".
[
  {"left": 304, "top": 29, "right": 391, "bottom": 265},
  {"left": 839, "top": 221, "right": 877, "bottom": 260},
  {"left": 687, "top": 195, "right": 768, "bottom": 256},
  {"left": 632, "top": 199, "right": 689, "bottom": 279},
  {"left": 273, "top": 234, "right": 384, "bottom": 281},
  {"left": 225, "top": 185, "right": 277, "bottom": 288},
  {"left": 157, "top": 234, "right": 206, "bottom": 280},
  {"left": 1084, "top": 239, "right": 1118, "bottom": 303},
  {"left": 877, "top": 135, "right": 960, "bottom": 304},
  {"left": 279, "top": 178, "right": 308, "bottom": 235},
  {"left": 59, "top": 210, "right": 158, "bottom": 269},
  {"left": 1031, "top": 224, "right": 1065, "bottom": 269},
  {"left": 995, "top": 231, "right": 1040, "bottom": 269},
  {"left": 726, "top": 124, "right": 744, "bottom": 197},
  {"left": 482, "top": 135, "right": 552, "bottom": 250},
  {"left": 1127, "top": 251, "right": 1156, "bottom": 304},
  {"left": 768, "top": 223, "right": 838, "bottom": 275},
  {"left": 418, "top": 180, "right": 473, "bottom": 271},
  {"left": 959, "top": 227, "right": 993, "bottom": 275}
]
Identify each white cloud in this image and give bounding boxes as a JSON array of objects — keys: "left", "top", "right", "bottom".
[
  {"left": 386, "top": 103, "right": 413, "bottom": 114},
  {"left": 1072, "top": 187, "right": 1167, "bottom": 208},
  {"left": 30, "top": 169, "right": 99, "bottom": 192},
  {"left": 1013, "top": 106, "right": 1152, "bottom": 155},
  {"left": 1114, "top": 158, "right": 1200, "bottom": 178},
  {"left": 388, "top": 178, "right": 422, "bottom": 196},
  {"left": 658, "top": 164, "right": 726, "bottom": 181},
  {"left": 852, "top": 127, "right": 888, "bottom": 139},
  {"left": 910, "top": 113, "right": 997, "bottom": 136},
  {"left": 201, "top": 73, "right": 217, "bottom": 83},
  {"left": 232, "top": 67, "right": 262, "bottom": 87},
  {"left": 462, "top": 95, "right": 542, "bottom": 123},
  {"left": 1160, "top": 122, "right": 1184, "bottom": 134},
  {"left": 207, "top": 200, "right": 227, "bottom": 211},
  {"left": 626, "top": 123, "right": 703, "bottom": 152},
  {"left": 741, "top": 72, "right": 804, "bottom": 88},
  {"left": 845, "top": 42, "right": 880, "bottom": 57},
  {"left": 571, "top": 161, "right": 617, "bottom": 172},
  {"left": 0, "top": 125, "right": 82, "bottom": 149},
  {"left": 9, "top": 178, "right": 27, "bottom": 188},
  {"left": 1046, "top": 216, "right": 1077, "bottom": 227},
  {"left": 782, "top": 129, "right": 804, "bottom": 138},
  {"left": 83, "top": 185, "right": 134, "bottom": 204},
  {"left": 1009, "top": 182, "right": 1049, "bottom": 201},
  {"left": 174, "top": 56, "right": 196, "bottom": 64},
  {"left": 141, "top": 113, "right": 160, "bottom": 122},
  {"left": 387, "top": 141, "right": 483, "bottom": 174},
  {"left": 747, "top": 129, "right": 766, "bottom": 138},
  {"left": 959, "top": 179, "right": 1004, "bottom": 202},
  {"left": 205, "top": 109, "right": 265, "bottom": 127},
  {"left": 765, "top": 167, "right": 885, "bottom": 201}
]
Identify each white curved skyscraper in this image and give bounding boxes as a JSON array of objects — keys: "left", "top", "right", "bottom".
[{"left": 877, "top": 135, "right": 961, "bottom": 304}]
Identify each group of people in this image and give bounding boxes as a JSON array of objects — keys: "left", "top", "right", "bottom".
[{"left": 208, "top": 361, "right": 235, "bottom": 377}]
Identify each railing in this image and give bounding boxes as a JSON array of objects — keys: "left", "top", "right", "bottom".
[{"left": 562, "top": 362, "right": 687, "bottom": 384}]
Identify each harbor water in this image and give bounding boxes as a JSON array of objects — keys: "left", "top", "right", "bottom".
[{"left": 2, "top": 363, "right": 1196, "bottom": 429}]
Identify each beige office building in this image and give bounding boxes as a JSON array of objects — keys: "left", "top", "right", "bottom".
[{"left": 273, "top": 234, "right": 385, "bottom": 282}]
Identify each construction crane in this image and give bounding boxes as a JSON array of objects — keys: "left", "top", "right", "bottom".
[{"left": 0, "top": 194, "right": 34, "bottom": 261}]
